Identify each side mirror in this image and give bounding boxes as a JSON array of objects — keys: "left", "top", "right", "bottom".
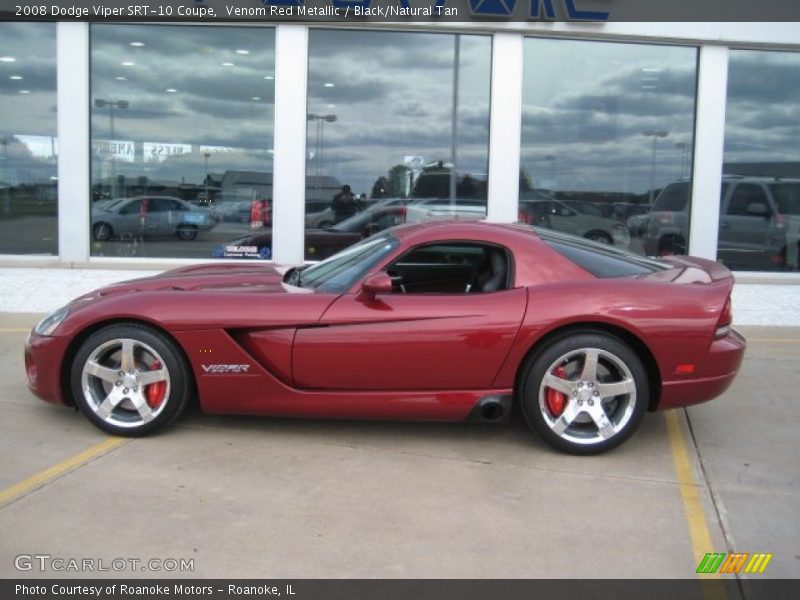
[{"left": 358, "top": 272, "right": 392, "bottom": 301}]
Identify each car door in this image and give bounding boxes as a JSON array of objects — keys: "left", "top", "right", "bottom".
[
  {"left": 719, "top": 183, "right": 772, "bottom": 266},
  {"left": 292, "top": 242, "right": 527, "bottom": 391},
  {"left": 143, "top": 198, "right": 173, "bottom": 235},
  {"left": 114, "top": 198, "right": 143, "bottom": 235}
]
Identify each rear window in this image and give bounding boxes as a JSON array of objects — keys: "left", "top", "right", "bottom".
[
  {"left": 653, "top": 183, "right": 689, "bottom": 212},
  {"left": 537, "top": 229, "right": 666, "bottom": 278}
]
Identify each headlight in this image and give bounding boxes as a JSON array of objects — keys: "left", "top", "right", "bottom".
[{"left": 34, "top": 307, "right": 69, "bottom": 336}]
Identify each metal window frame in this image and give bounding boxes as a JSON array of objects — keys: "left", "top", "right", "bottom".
[{"left": 0, "top": 21, "right": 796, "bottom": 284}]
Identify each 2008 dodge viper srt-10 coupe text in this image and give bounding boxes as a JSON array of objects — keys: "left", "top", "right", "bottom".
[{"left": 24, "top": 222, "right": 745, "bottom": 454}]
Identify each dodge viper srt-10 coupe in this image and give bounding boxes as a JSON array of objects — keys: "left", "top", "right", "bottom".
[{"left": 24, "top": 222, "right": 746, "bottom": 454}]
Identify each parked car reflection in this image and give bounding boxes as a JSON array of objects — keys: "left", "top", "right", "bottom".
[
  {"left": 642, "top": 176, "right": 800, "bottom": 270},
  {"left": 214, "top": 206, "right": 411, "bottom": 261},
  {"left": 518, "top": 198, "right": 630, "bottom": 248},
  {"left": 91, "top": 196, "right": 217, "bottom": 241}
]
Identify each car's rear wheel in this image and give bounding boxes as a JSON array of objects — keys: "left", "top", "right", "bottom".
[
  {"left": 520, "top": 332, "right": 648, "bottom": 454},
  {"left": 93, "top": 222, "right": 113, "bottom": 241},
  {"left": 176, "top": 225, "right": 198, "bottom": 240},
  {"left": 70, "top": 324, "right": 192, "bottom": 436},
  {"left": 658, "top": 235, "right": 686, "bottom": 256}
]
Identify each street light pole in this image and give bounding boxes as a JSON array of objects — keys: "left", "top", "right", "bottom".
[
  {"left": 643, "top": 130, "right": 668, "bottom": 205},
  {"left": 203, "top": 152, "right": 211, "bottom": 203},
  {"left": 307, "top": 113, "right": 337, "bottom": 191},
  {"left": 94, "top": 98, "right": 129, "bottom": 197}
]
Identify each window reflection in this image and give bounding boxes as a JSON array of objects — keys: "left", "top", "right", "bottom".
[
  {"left": 90, "top": 25, "right": 275, "bottom": 259},
  {"left": 301, "top": 30, "right": 492, "bottom": 261},
  {"left": 0, "top": 23, "right": 58, "bottom": 255},
  {"left": 521, "top": 38, "right": 698, "bottom": 257},
  {"left": 721, "top": 50, "right": 800, "bottom": 271}
]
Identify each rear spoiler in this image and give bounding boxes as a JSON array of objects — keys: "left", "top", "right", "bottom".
[{"left": 658, "top": 255, "right": 733, "bottom": 283}]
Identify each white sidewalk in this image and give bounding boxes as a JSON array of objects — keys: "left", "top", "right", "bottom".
[{"left": 0, "top": 267, "right": 796, "bottom": 326}]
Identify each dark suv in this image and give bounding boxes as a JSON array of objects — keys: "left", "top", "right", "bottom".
[{"left": 643, "top": 177, "right": 800, "bottom": 271}]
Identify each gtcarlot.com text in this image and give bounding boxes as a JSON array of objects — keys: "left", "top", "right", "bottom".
[{"left": 14, "top": 553, "right": 194, "bottom": 573}]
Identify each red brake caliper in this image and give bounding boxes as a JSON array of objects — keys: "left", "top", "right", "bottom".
[
  {"left": 546, "top": 366, "right": 568, "bottom": 417},
  {"left": 145, "top": 360, "right": 166, "bottom": 409}
]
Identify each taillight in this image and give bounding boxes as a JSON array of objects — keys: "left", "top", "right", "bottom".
[
  {"left": 715, "top": 296, "right": 732, "bottom": 338},
  {"left": 774, "top": 213, "right": 786, "bottom": 229},
  {"left": 518, "top": 210, "right": 532, "bottom": 225}
]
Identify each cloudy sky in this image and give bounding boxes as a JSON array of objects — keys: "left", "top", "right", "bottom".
[
  {"left": 305, "top": 30, "right": 491, "bottom": 197},
  {"left": 1, "top": 22, "right": 798, "bottom": 199},
  {"left": 521, "top": 37, "right": 699, "bottom": 196}
]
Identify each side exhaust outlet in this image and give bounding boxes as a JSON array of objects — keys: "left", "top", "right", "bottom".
[{"left": 469, "top": 395, "right": 512, "bottom": 423}]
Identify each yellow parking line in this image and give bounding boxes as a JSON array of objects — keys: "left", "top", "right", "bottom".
[
  {"left": 0, "top": 437, "right": 129, "bottom": 506},
  {"left": 665, "top": 410, "right": 721, "bottom": 581},
  {"left": 746, "top": 338, "right": 800, "bottom": 344},
  {"left": 0, "top": 328, "right": 31, "bottom": 333}
]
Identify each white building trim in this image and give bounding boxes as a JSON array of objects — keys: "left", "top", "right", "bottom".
[
  {"left": 688, "top": 44, "right": 729, "bottom": 260},
  {"left": 270, "top": 24, "right": 309, "bottom": 266},
  {"left": 486, "top": 32, "right": 524, "bottom": 224},
  {"left": 57, "top": 21, "right": 91, "bottom": 264}
]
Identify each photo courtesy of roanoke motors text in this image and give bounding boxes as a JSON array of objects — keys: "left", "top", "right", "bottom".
[{"left": 0, "top": 0, "right": 799, "bottom": 599}]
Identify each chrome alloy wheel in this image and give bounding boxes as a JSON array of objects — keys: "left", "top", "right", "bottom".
[
  {"left": 80, "top": 338, "right": 171, "bottom": 429},
  {"left": 537, "top": 347, "right": 637, "bottom": 446}
]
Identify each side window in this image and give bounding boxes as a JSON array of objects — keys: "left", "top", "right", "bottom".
[
  {"left": 147, "top": 198, "right": 169, "bottom": 213},
  {"left": 387, "top": 243, "right": 510, "bottom": 294},
  {"left": 727, "top": 184, "right": 770, "bottom": 216},
  {"left": 166, "top": 199, "right": 187, "bottom": 212},
  {"left": 119, "top": 200, "right": 142, "bottom": 215}
]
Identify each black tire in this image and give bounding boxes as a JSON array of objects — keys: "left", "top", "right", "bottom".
[
  {"left": 584, "top": 230, "right": 613, "bottom": 245},
  {"left": 93, "top": 222, "right": 113, "bottom": 241},
  {"left": 70, "top": 323, "right": 192, "bottom": 436},
  {"left": 519, "top": 331, "right": 649, "bottom": 455},
  {"left": 176, "top": 225, "right": 198, "bottom": 241}
]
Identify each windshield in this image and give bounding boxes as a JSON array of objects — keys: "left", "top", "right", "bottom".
[
  {"left": 295, "top": 233, "right": 399, "bottom": 293},
  {"left": 653, "top": 183, "right": 689, "bottom": 212}
]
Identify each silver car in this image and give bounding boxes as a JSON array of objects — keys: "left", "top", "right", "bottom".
[{"left": 92, "top": 196, "right": 216, "bottom": 241}]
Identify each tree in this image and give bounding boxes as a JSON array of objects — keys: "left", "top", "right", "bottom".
[{"left": 371, "top": 176, "right": 389, "bottom": 199}]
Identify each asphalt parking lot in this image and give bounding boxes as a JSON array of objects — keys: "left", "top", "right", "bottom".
[{"left": 0, "top": 313, "right": 797, "bottom": 586}]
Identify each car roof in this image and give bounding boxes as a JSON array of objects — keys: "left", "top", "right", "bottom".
[{"left": 391, "top": 219, "right": 530, "bottom": 240}]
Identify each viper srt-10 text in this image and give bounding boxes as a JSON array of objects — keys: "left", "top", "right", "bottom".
[{"left": 16, "top": 5, "right": 215, "bottom": 18}]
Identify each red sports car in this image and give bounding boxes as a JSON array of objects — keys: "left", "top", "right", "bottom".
[{"left": 24, "top": 222, "right": 745, "bottom": 454}]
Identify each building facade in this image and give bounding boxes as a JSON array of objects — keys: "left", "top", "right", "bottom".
[{"left": 1, "top": 20, "right": 799, "bottom": 283}]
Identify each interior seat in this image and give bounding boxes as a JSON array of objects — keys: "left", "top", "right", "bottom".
[{"left": 473, "top": 248, "right": 507, "bottom": 293}]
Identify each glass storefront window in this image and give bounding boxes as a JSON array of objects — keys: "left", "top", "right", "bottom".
[
  {"left": 0, "top": 23, "right": 58, "bottom": 255},
  {"left": 521, "top": 38, "right": 698, "bottom": 257},
  {"left": 90, "top": 25, "right": 275, "bottom": 259},
  {"left": 720, "top": 50, "right": 800, "bottom": 272},
  {"left": 302, "top": 30, "right": 491, "bottom": 261}
]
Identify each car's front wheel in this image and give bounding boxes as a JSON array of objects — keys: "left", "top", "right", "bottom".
[
  {"left": 520, "top": 332, "right": 648, "bottom": 454},
  {"left": 70, "top": 324, "right": 192, "bottom": 436},
  {"left": 92, "top": 222, "right": 113, "bottom": 241}
]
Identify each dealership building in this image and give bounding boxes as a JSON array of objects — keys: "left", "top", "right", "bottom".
[{"left": 0, "top": 11, "right": 799, "bottom": 320}]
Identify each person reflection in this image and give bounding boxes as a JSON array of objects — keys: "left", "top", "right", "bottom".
[{"left": 331, "top": 184, "right": 357, "bottom": 223}]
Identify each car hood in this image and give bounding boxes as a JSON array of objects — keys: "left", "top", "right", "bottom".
[{"left": 72, "top": 263, "right": 302, "bottom": 302}]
